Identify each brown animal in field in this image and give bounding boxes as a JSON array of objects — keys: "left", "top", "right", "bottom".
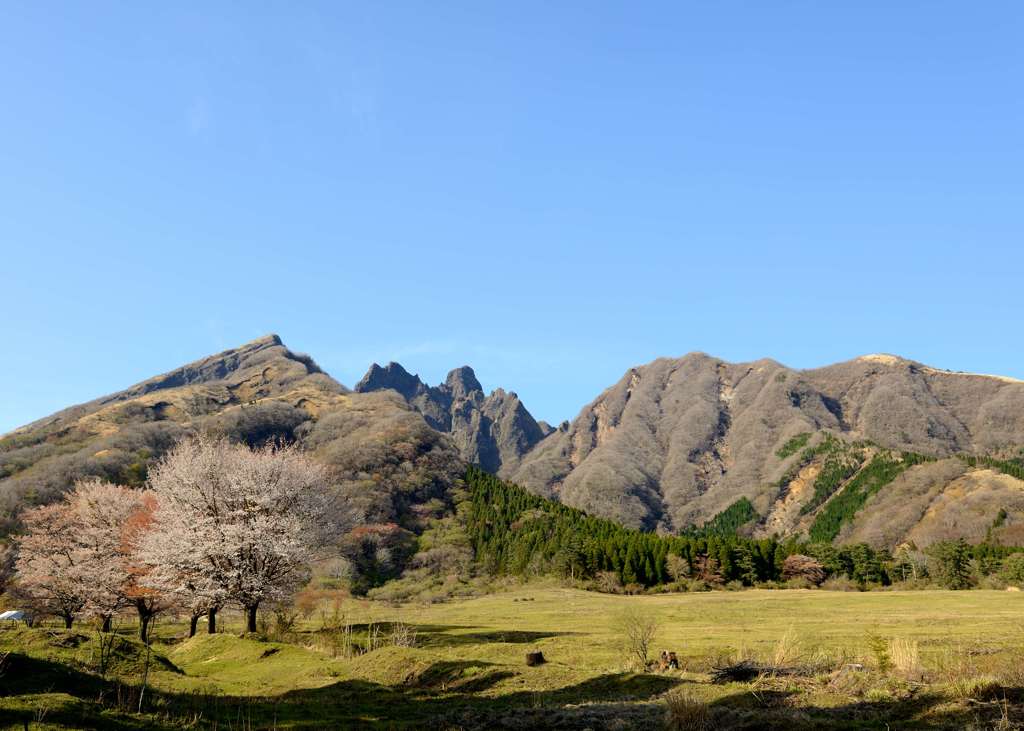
[{"left": 657, "top": 650, "right": 679, "bottom": 671}]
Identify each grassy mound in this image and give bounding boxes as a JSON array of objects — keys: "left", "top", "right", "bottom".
[
  {"left": 0, "top": 625, "right": 179, "bottom": 695},
  {"left": 167, "top": 633, "right": 336, "bottom": 693}
]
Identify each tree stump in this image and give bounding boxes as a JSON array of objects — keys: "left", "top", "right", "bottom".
[{"left": 525, "top": 651, "right": 546, "bottom": 666}]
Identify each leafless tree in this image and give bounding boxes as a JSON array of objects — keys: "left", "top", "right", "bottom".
[
  {"left": 615, "top": 607, "right": 659, "bottom": 671},
  {"left": 666, "top": 554, "right": 691, "bottom": 583}
]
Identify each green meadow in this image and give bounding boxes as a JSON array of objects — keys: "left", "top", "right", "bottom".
[{"left": 3, "top": 586, "right": 1024, "bottom": 729}]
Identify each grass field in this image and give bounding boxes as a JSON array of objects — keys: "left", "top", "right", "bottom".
[{"left": 3, "top": 586, "right": 1024, "bottom": 729}]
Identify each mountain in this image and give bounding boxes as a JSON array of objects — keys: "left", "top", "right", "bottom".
[
  {"left": 507, "top": 352, "right": 1024, "bottom": 545},
  {"left": 0, "top": 335, "right": 462, "bottom": 542},
  {"left": 3, "top": 337, "right": 1024, "bottom": 555},
  {"left": 354, "top": 361, "right": 551, "bottom": 474}
]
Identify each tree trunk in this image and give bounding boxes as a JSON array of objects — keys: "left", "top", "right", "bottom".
[
  {"left": 207, "top": 607, "right": 217, "bottom": 634},
  {"left": 136, "top": 602, "right": 153, "bottom": 638},
  {"left": 246, "top": 604, "right": 258, "bottom": 633},
  {"left": 189, "top": 613, "right": 200, "bottom": 638},
  {"left": 101, "top": 616, "right": 111, "bottom": 633},
  {"left": 63, "top": 615, "right": 73, "bottom": 629}
]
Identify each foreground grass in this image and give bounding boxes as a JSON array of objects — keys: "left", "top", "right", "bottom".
[{"left": 3, "top": 586, "right": 1024, "bottom": 729}]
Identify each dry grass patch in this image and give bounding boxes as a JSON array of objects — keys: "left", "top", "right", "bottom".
[
  {"left": 889, "top": 637, "right": 921, "bottom": 679},
  {"left": 663, "top": 689, "right": 710, "bottom": 731}
]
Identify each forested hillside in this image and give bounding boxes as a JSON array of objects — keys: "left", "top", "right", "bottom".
[{"left": 462, "top": 467, "right": 1024, "bottom": 591}]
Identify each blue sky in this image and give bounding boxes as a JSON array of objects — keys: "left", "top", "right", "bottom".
[{"left": 2, "top": 2, "right": 1023, "bottom": 433}]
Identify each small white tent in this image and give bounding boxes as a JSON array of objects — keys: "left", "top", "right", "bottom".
[{"left": 0, "top": 610, "right": 26, "bottom": 621}]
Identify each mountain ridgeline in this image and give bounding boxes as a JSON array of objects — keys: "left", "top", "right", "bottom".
[{"left": 3, "top": 336, "right": 1024, "bottom": 556}]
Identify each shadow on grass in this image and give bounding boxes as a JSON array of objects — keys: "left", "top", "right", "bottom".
[
  {"left": 703, "top": 686, "right": 1019, "bottom": 730},
  {"left": 321, "top": 622, "right": 583, "bottom": 649},
  {"left": 407, "top": 659, "right": 515, "bottom": 693},
  {"left": 0, "top": 651, "right": 679, "bottom": 729},
  {"left": 5, "top": 651, "right": 1022, "bottom": 730}
]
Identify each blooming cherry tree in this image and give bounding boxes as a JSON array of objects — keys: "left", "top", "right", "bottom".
[
  {"left": 14, "top": 502, "right": 86, "bottom": 628},
  {"left": 142, "top": 436, "right": 329, "bottom": 632}
]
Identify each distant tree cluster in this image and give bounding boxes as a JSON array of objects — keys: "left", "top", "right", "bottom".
[
  {"left": 10, "top": 436, "right": 330, "bottom": 637},
  {"left": 690, "top": 498, "right": 758, "bottom": 537},
  {"left": 959, "top": 454, "right": 1024, "bottom": 482},
  {"left": 464, "top": 467, "right": 1024, "bottom": 591}
]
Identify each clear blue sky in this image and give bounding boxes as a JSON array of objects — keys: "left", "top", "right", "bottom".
[{"left": 2, "top": 2, "right": 1023, "bottom": 433}]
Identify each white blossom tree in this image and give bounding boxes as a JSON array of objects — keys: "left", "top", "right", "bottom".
[
  {"left": 141, "top": 435, "right": 329, "bottom": 633},
  {"left": 137, "top": 508, "right": 227, "bottom": 636},
  {"left": 13, "top": 502, "right": 86, "bottom": 628},
  {"left": 68, "top": 480, "right": 147, "bottom": 629},
  {"left": 12, "top": 479, "right": 167, "bottom": 639}
]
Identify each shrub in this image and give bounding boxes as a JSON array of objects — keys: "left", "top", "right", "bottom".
[
  {"left": 664, "top": 689, "right": 709, "bottom": 731},
  {"left": 783, "top": 577, "right": 814, "bottom": 590},
  {"left": 820, "top": 576, "right": 858, "bottom": 592},
  {"left": 769, "top": 626, "right": 801, "bottom": 670},
  {"left": 389, "top": 621, "right": 417, "bottom": 648},
  {"left": 782, "top": 554, "right": 826, "bottom": 586},
  {"left": 866, "top": 633, "right": 892, "bottom": 673},
  {"left": 1000, "top": 553, "right": 1024, "bottom": 586},
  {"left": 595, "top": 571, "right": 624, "bottom": 594}
]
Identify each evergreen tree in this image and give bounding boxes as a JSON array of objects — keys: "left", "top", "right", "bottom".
[{"left": 928, "top": 539, "right": 974, "bottom": 589}]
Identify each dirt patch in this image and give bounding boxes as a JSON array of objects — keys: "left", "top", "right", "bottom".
[{"left": 759, "top": 463, "right": 821, "bottom": 536}]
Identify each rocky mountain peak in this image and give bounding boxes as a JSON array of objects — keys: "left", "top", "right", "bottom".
[
  {"left": 354, "top": 362, "right": 425, "bottom": 400},
  {"left": 444, "top": 366, "right": 482, "bottom": 399},
  {"left": 353, "top": 360, "right": 546, "bottom": 475}
]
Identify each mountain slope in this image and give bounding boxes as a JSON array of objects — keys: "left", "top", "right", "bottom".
[
  {"left": 509, "top": 353, "right": 1024, "bottom": 540},
  {"left": 0, "top": 336, "right": 462, "bottom": 539}
]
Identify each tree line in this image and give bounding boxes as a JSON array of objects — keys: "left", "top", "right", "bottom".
[{"left": 463, "top": 466, "right": 1024, "bottom": 591}]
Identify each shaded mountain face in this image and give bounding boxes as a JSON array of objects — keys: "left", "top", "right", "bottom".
[
  {"left": 508, "top": 352, "right": 1024, "bottom": 542},
  {"left": 355, "top": 362, "right": 549, "bottom": 474}
]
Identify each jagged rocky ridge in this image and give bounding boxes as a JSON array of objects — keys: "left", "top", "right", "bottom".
[{"left": 354, "top": 361, "right": 551, "bottom": 474}]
